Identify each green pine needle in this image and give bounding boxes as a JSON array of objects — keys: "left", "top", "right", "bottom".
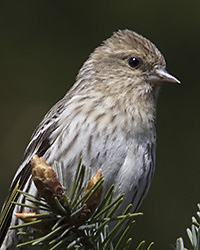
[
  {"left": 10, "top": 159, "right": 152, "bottom": 250},
  {"left": 174, "top": 203, "right": 200, "bottom": 250}
]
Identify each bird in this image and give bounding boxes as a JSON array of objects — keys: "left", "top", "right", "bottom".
[{"left": 0, "top": 29, "right": 180, "bottom": 249}]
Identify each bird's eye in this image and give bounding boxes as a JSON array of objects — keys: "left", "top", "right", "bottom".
[{"left": 128, "top": 57, "right": 140, "bottom": 68}]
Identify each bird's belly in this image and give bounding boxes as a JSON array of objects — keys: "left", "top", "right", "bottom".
[{"left": 43, "top": 122, "right": 156, "bottom": 213}]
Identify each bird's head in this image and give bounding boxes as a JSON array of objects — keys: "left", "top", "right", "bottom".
[{"left": 76, "top": 29, "right": 180, "bottom": 98}]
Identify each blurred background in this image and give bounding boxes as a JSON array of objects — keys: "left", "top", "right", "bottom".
[{"left": 0, "top": 0, "right": 199, "bottom": 249}]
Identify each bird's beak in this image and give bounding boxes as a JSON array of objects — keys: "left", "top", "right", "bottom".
[{"left": 148, "top": 69, "right": 180, "bottom": 86}]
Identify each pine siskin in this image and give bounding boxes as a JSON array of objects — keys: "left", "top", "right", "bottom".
[{"left": 0, "top": 29, "right": 180, "bottom": 249}]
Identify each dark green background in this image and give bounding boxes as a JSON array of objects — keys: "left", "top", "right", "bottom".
[{"left": 0, "top": 0, "right": 198, "bottom": 249}]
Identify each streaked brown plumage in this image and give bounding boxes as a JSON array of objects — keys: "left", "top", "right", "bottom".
[{"left": 0, "top": 29, "right": 180, "bottom": 249}]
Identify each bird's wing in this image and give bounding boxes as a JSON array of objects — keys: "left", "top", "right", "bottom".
[{"left": 0, "top": 96, "right": 67, "bottom": 246}]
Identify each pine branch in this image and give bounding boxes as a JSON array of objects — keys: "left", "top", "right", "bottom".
[
  {"left": 10, "top": 155, "right": 153, "bottom": 250},
  {"left": 174, "top": 204, "right": 200, "bottom": 250}
]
